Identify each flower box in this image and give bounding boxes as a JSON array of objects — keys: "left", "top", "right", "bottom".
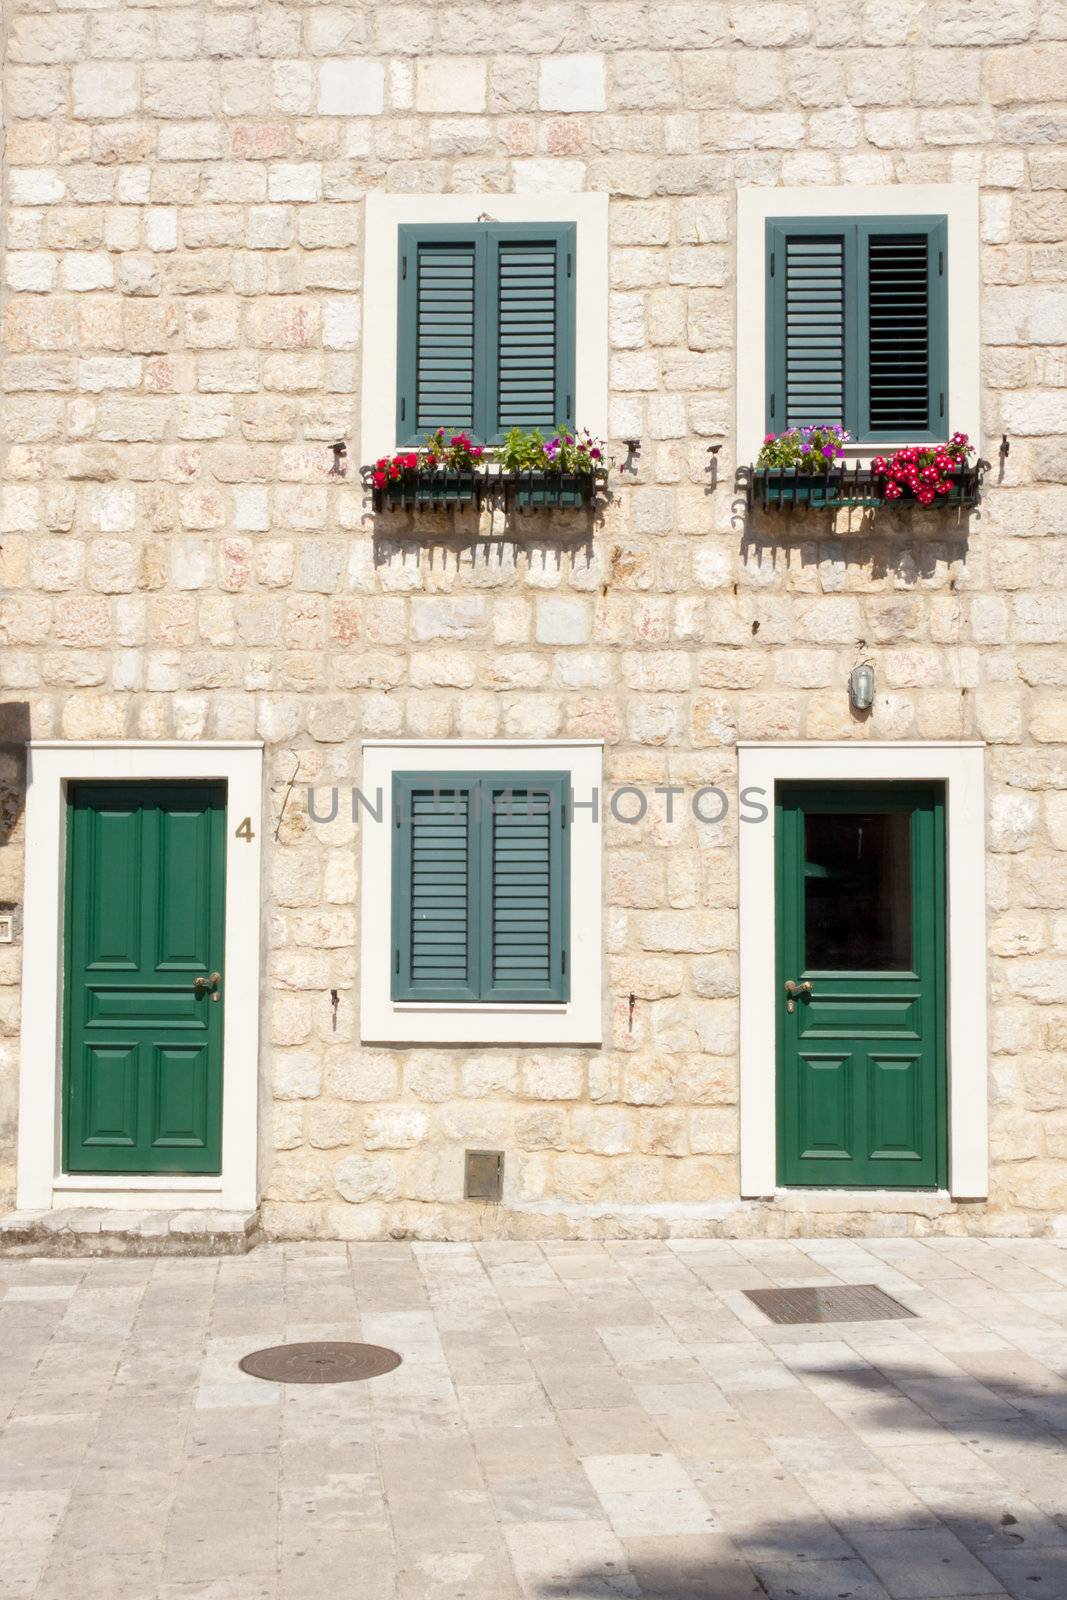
[
  {"left": 366, "top": 425, "right": 608, "bottom": 516},
  {"left": 750, "top": 469, "right": 844, "bottom": 510},
  {"left": 503, "top": 471, "right": 597, "bottom": 511},
  {"left": 872, "top": 466, "right": 982, "bottom": 507},
  {"left": 374, "top": 470, "right": 480, "bottom": 513},
  {"left": 745, "top": 459, "right": 987, "bottom": 513}
]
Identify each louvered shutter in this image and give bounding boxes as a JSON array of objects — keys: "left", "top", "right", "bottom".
[
  {"left": 781, "top": 234, "right": 846, "bottom": 429},
  {"left": 396, "top": 233, "right": 480, "bottom": 444},
  {"left": 767, "top": 215, "right": 948, "bottom": 445},
  {"left": 487, "top": 228, "right": 576, "bottom": 437},
  {"left": 767, "top": 222, "right": 851, "bottom": 434},
  {"left": 392, "top": 778, "right": 479, "bottom": 1001},
  {"left": 396, "top": 223, "right": 576, "bottom": 447},
  {"left": 392, "top": 773, "right": 569, "bottom": 1002},
  {"left": 859, "top": 218, "right": 947, "bottom": 443},
  {"left": 480, "top": 776, "right": 568, "bottom": 1002}
]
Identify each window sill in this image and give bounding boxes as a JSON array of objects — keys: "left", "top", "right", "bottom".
[{"left": 392, "top": 1002, "right": 567, "bottom": 1014}]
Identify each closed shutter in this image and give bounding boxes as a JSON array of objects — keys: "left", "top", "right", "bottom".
[
  {"left": 414, "top": 240, "right": 478, "bottom": 434},
  {"left": 781, "top": 234, "right": 846, "bottom": 430},
  {"left": 392, "top": 773, "right": 569, "bottom": 1002},
  {"left": 766, "top": 215, "right": 948, "bottom": 445},
  {"left": 493, "top": 239, "right": 565, "bottom": 432},
  {"left": 397, "top": 223, "right": 576, "bottom": 447},
  {"left": 859, "top": 218, "right": 947, "bottom": 443},
  {"left": 481, "top": 778, "right": 568, "bottom": 1002},
  {"left": 393, "top": 779, "right": 479, "bottom": 1002},
  {"left": 488, "top": 226, "right": 575, "bottom": 438}
]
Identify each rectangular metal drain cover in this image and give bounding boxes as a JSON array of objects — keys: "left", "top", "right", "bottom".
[{"left": 743, "top": 1284, "right": 915, "bottom": 1325}]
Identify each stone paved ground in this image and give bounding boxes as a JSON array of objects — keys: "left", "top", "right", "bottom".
[{"left": 2, "top": 1238, "right": 1067, "bottom": 1600}]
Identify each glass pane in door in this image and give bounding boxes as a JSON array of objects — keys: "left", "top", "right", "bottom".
[{"left": 803, "top": 810, "right": 912, "bottom": 970}]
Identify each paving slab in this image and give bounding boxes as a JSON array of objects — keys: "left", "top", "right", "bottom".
[{"left": 0, "top": 1238, "right": 1062, "bottom": 1596}]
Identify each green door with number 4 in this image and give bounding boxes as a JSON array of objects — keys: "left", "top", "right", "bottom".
[
  {"left": 776, "top": 782, "right": 947, "bottom": 1189},
  {"left": 64, "top": 782, "right": 226, "bottom": 1175}
]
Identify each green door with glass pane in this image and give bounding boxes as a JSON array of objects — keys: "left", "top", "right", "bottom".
[
  {"left": 63, "top": 782, "right": 226, "bottom": 1175},
  {"left": 776, "top": 783, "right": 946, "bottom": 1188}
]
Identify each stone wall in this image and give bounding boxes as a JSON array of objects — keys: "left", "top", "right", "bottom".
[{"left": 1, "top": 0, "right": 1066, "bottom": 1235}]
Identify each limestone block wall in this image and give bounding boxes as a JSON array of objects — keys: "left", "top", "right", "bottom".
[{"left": 0, "top": 0, "right": 1066, "bottom": 1235}]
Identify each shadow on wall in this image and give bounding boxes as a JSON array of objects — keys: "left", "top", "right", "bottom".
[
  {"left": 0, "top": 702, "right": 29, "bottom": 1205},
  {"left": 736, "top": 498, "right": 974, "bottom": 585},
  {"left": 0, "top": 699, "right": 30, "bottom": 880},
  {"left": 369, "top": 528, "right": 599, "bottom": 578}
]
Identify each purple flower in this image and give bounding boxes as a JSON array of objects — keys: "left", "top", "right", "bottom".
[
  {"left": 801, "top": 443, "right": 811, "bottom": 454},
  {"left": 590, "top": 447, "right": 602, "bottom": 460},
  {"left": 821, "top": 444, "right": 835, "bottom": 460}
]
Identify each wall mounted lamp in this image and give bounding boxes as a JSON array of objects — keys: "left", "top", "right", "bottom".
[{"left": 848, "top": 660, "right": 876, "bottom": 712}]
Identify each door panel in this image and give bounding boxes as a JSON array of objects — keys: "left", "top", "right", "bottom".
[
  {"left": 81, "top": 1044, "right": 138, "bottom": 1146},
  {"left": 867, "top": 1053, "right": 924, "bottom": 1162},
  {"left": 153, "top": 1044, "right": 210, "bottom": 1149},
  {"left": 157, "top": 802, "right": 214, "bottom": 970},
  {"left": 86, "top": 803, "right": 142, "bottom": 969},
  {"left": 64, "top": 782, "right": 226, "bottom": 1175},
  {"left": 796, "top": 1053, "right": 853, "bottom": 1160},
  {"left": 776, "top": 782, "right": 946, "bottom": 1188}
]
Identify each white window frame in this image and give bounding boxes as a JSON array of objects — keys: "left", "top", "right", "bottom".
[
  {"left": 737, "top": 741, "right": 988, "bottom": 1202},
  {"left": 16, "top": 741, "right": 263, "bottom": 1213},
  {"left": 360, "top": 740, "right": 603, "bottom": 1046},
  {"left": 736, "top": 183, "right": 980, "bottom": 465},
  {"left": 360, "top": 194, "right": 609, "bottom": 467}
]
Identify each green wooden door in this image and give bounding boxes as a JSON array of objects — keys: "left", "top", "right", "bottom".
[
  {"left": 776, "top": 782, "right": 946, "bottom": 1188},
  {"left": 64, "top": 782, "right": 226, "bottom": 1175}
]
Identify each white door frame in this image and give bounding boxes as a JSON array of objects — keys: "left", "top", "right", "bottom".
[
  {"left": 737, "top": 741, "right": 988, "bottom": 1201},
  {"left": 16, "top": 741, "right": 264, "bottom": 1212}
]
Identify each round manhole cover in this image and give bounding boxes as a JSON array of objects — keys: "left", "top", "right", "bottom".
[{"left": 238, "top": 1341, "right": 402, "bottom": 1384}]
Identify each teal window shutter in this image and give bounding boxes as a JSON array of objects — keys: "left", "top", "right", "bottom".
[
  {"left": 858, "top": 217, "right": 948, "bottom": 443},
  {"left": 485, "top": 224, "right": 576, "bottom": 438},
  {"left": 397, "top": 227, "right": 485, "bottom": 447},
  {"left": 766, "top": 215, "right": 948, "bottom": 445},
  {"left": 392, "top": 777, "right": 480, "bottom": 1001},
  {"left": 767, "top": 225, "right": 849, "bottom": 432},
  {"left": 479, "top": 776, "right": 569, "bottom": 1002},
  {"left": 396, "top": 223, "right": 576, "bottom": 447},
  {"left": 391, "top": 772, "right": 569, "bottom": 1003}
]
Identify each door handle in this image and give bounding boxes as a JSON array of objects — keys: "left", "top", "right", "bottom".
[
  {"left": 784, "top": 979, "right": 813, "bottom": 1013},
  {"left": 193, "top": 971, "right": 222, "bottom": 1002}
]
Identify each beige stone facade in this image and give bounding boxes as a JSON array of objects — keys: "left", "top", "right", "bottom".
[{"left": 1, "top": 0, "right": 1066, "bottom": 1239}]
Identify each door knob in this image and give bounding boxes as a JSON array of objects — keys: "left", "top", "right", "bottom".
[
  {"left": 784, "top": 978, "right": 813, "bottom": 1013},
  {"left": 193, "top": 971, "right": 222, "bottom": 1001}
]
